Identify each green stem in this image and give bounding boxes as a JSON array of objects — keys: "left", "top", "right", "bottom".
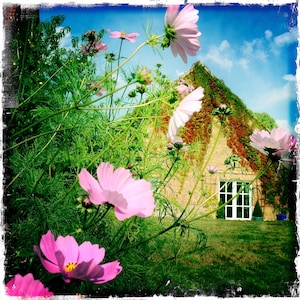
[
  {"left": 6, "top": 111, "right": 72, "bottom": 190},
  {"left": 11, "top": 81, "right": 131, "bottom": 138},
  {"left": 77, "top": 96, "right": 160, "bottom": 112},
  {"left": 92, "top": 41, "right": 148, "bottom": 94},
  {"left": 177, "top": 124, "right": 223, "bottom": 221},
  {"left": 108, "top": 60, "right": 114, "bottom": 120},
  {"left": 112, "top": 220, "right": 180, "bottom": 256},
  {"left": 198, "top": 181, "right": 226, "bottom": 208},
  {"left": 83, "top": 205, "right": 111, "bottom": 231},
  {"left": 4, "top": 167, "right": 25, "bottom": 192},
  {"left": 11, "top": 105, "right": 73, "bottom": 138},
  {"left": 17, "top": 62, "right": 67, "bottom": 110},
  {"left": 109, "top": 39, "right": 124, "bottom": 121},
  {"left": 116, "top": 38, "right": 123, "bottom": 78},
  {"left": 109, "top": 217, "right": 135, "bottom": 247},
  {"left": 5, "top": 127, "right": 73, "bottom": 151},
  {"left": 155, "top": 151, "right": 180, "bottom": 193}
]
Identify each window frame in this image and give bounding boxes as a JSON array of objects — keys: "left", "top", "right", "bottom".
[{"left": 219, "top": 180, "right": 252, "bottom": 220}]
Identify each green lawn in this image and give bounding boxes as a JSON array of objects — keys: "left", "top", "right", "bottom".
[{"left": 137, "top": 218, "right": 298, "bottom": 297}]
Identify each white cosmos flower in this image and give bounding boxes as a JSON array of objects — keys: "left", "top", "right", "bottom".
[{"left": 167, "top": 86, "right": 204, "bottom": 143}]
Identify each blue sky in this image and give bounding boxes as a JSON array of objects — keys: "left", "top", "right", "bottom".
[{"left": 40, "top": 3, "right": 298, "bottom": 133}]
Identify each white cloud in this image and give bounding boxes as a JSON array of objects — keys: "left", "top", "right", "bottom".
[
  {"left": 242, "top": 41, "right": 254, "bottom": 56},
  {"left": 254, "top": 80, "right": 296, "bottom": 110},
  {"left": 219, "top": 40, "right": 230, "bottom": 51},
  {"left": 270, "top": 27, "right": 298, "bottom": 55},
  {"left": 201, "top": 32, "right": 274, "bottom": 74},
  {"left": 201, "top": 40, "right": 234, "bottom": 70},
  {"left": 265, "top": 30, "right": 273, "bottom": 40},
  {"left": 273, "top": 27, "right": 298, "bottom": 47},
  {"left": 236, "top": 58, "right": 250, "bottom": 71},
  {"left": 241, "top": 38, "right": 268, "bottom": 63},
  {"left": 282, "top": 74, "right": 296, "bottom": 82}
]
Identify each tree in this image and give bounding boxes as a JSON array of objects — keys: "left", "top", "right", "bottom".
[{"left": 253, "top": 112, "right": 277, "bottom": 131}]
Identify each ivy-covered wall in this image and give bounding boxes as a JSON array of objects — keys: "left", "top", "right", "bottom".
[{"left": 164, "top": 62, "right": 296, "bottom": 220}]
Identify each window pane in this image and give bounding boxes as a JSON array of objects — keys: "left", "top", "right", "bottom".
[
  {"left": 237, "top": 195, "right": 243, "bottom": 205},
  {"left": 227, "top": 207, "right": 232, "bottom": 218},
  {"left": 237, "top": 207, "right": 242, "bottom": 218},
  {"left": 244, "top": 208, "right": 249, "bottom": 218},
  {"left": 244, "top": 183, "right": 250, "bottom": 193},
  {"left": 220, "top": 181, "right": 226, "bottom": 192},
  {"left": 226, "top": 197, "right": 232, "bottom": 206},
  {"left": 244, "top": 195, "right": 249, "bottom": 206},
  {"left": 220, "top": 194, "right": 225, "bottom": 204}
]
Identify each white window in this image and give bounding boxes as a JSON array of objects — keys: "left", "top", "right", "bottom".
[{"left": 219, "top": 181, "right": 252, "bottom": 220}]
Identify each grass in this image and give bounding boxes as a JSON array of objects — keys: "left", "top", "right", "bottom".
[{"left": 138, "top": 218, "right": 297, "bottom": 297}]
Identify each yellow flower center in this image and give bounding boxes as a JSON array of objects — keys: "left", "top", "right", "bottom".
[{"left": 64, "top": 262, "right": 78, "bottom": 272}]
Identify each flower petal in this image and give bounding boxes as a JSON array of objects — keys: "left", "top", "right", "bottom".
[
  {"left": 92, "top": 261, "right": 122, "bottom": 284},
  {"left": 249, "top": 127, "right": 293, "bottom": 159},
  {"left": 96, "top": 162, "right": 155, "bottom": 220},
  {"left": 78, "top": 168, "right": 106, "bottom": 205},
  {"left": 103, "top": 190, "right": 128, "bottom": 210},
  {"left": 56, "top": 235, "right": 79, "bottom": 266},
  {"left": 34, "top": 245, "right": 61, "bottom": 274},
  {"left": 107, "top": 29, "right": 121, "bottom": 39},
  {"left": 6, "top": 273, "right": 54, "bottom": 297},
  {"left": 165, "top": 5, "right": 179, "bottom": 25},
  {"left": 167, "top": 87, "right": 204, "bottom": 141},
  {"left": 113, "top": 179, "right": 155, "bottom": 220},
  {"left": 78, "top": 241, "right": 105, "bottom": 265},
  {"left": 164, "top": 4, "right": 201, "bottom": 63},
  {"left": 68, "top": 260, "right": 103, "bottom": 281},
  {"left": 33, "top": 230, "right": 61, "bottom": 273}
]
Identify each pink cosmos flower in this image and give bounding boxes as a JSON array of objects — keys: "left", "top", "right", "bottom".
[
  {"left": 107, "top": 29, "right": 139, "bottom": 43},
  {"left": 176, "top": 83, "right": 194, "bottom": 96},
  {"left": 176, "top": 79, "right": 194, "bottom": 96},
  {"left": 81, "top": 40, "right": 108, "bottom": 55},
  {"left": 176, "top": 84, "right": 189, "bottom": 95},
  {"left": 6, "top": 273, "right": 54, "bottom": 297},
  {"left": 163, "top": 4, "right": 201, "bottom": 63},
  {"left": 78, "top": 162, "right": 155, "bottom": 221},
  {"left": 249, "top": 128, "right": 293, "bottom": 159},
  {"left": 207, "top": 165, "right": 218, "bottom": 174},
  {"left": 34, "top": 230, "right": 122, "bottom": 284},
  {"left": 167, "top": 86, "right": 204, "bottom": 143}
]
